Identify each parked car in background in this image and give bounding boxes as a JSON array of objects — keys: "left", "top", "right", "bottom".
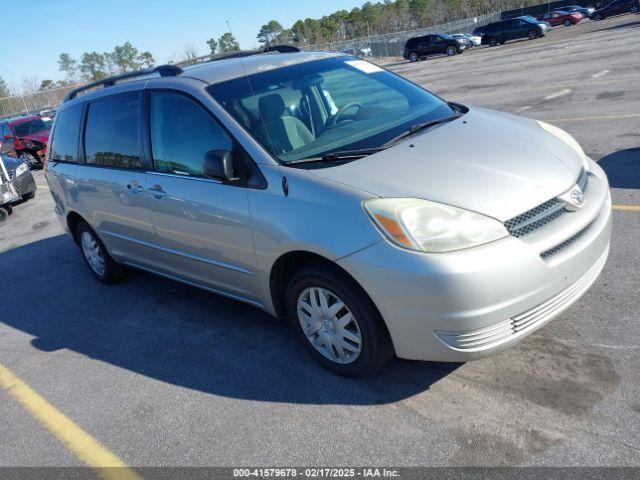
[
  {"left": 472, "top": 25, "right": 487, "bottom": 36},
  {"left": 0, "top": 155, "right": 37, "bottom": 202},
  {"left": 518, "top": 15, "right": 552, "bottom": 28},
  {"left": 403, "top": 33, "right": 465, "bottom": 62},
  {"left": 340, "top": 46, "right": 372, "bottom": 58},
  {"left": 482, "top": 18, "right": 547, "bottom": 46},
  {"left": 592, "top": 0, "right": 639, "bottom": 19},
  {"left": 38, "top": 108, "right": 57, "bottom": 118},
  {"left": 553, "top": 5, "right": 595, "bottom": 17},
  {"left": 452, "top": 33, "right": 482, "bottom": 47},
  {"left": 538, "top": 10, "right": 584, "bottom": 26},
  {"left": 47, "top": 53, "right": 611, "bottom": 377},
  {"left": 1, "top": 116, "right": 52, "bottom": 168}
]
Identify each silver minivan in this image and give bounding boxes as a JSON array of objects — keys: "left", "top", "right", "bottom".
[{"left": 46, "top": 52, "right": 611, "bottom": 377}]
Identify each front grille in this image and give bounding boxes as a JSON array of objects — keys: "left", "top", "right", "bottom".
[
  {"left": 504, "top": 169, "right": 588, "bottom": 238},
  {"left": 435, "top": 247, "right": 607, "bottom": 351},
  {"left": 541, "top": 221, "right": 594, "bottom": 259},
  {"left": 504, "top": 198, "right": 566, "bottom": 237}
]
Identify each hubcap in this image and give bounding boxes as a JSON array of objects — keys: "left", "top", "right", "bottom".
[
  {"left": 81, "top": 231, "right": 106, "bottom": 276},
  {"left": 297, "top": 287, "right": 362, "bottom": 365}
]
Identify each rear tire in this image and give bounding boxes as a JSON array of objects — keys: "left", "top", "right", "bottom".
[
  {"left": 22, "top": 191, "right": 35, "bottom": 201},
  {"left": 593, "top": 13, "right": 603, "bottom": 20},
  {"left": 488, "top": 36, "right": 498, "bottom": 46},
  {"left": 76, "top": 222, "right": 126, "bottom": 284},
  {"left": 564, "top": 19, "right": 573, "bottom": 26},
  {"left": 528, "top": 29, "right": 538, "bottom": 39},
  {"left": 0, "top": 208, "right": 8, "bottom": 222},
  {"left": 286, "top": 263, "right": 394, "bottom": 378},
  {"left": 631, "top": 5, "right": 638, "bottom": 13}
]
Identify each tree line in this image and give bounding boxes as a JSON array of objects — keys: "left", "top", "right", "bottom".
[{"left": 256, "top": 0, "right": 549, "bottom": 46}]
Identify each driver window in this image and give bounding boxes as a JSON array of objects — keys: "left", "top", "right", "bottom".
[{"left": 150, "top": 92, "right": 232, "bottom": 176}]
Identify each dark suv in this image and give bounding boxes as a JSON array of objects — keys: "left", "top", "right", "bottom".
[
  {"left": 481, "top": 18, "right": 547, "bottom": 46},
  {"left": 403, "top": 34, "right": 465, "bottom": 62},
  {"left": 592, "top": 0, "right": 639, "bottom": 19}
]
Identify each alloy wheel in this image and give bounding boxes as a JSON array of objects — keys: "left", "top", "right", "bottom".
[
  {"left": 81, "top": 231, "right": 106, "bottom": 277},
  {"left": 297, "top": 287, "right": 362, "bottom": 365}
]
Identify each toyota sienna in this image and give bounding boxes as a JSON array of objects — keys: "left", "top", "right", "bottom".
[{"left": 45, "top": 52, "right": 611, "bottom": 377}]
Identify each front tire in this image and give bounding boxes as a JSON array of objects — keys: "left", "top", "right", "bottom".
[
  {"left": 408, "top": 51, "right": 419, "bottom": 62},
  {"left": 593, "top": 13, "right": 603, "bottom": 20},
  {"left": 564, "top": 19, "right": 573, "bottom": 26},
  {"left": 286, "top": 264, "right": 394, "bottom": 377},
  {"left": 528, "top": 29, "right": 538, "bottom": 39},
  {"left": 77, "top": 222, "right": 125, "bottom": 284},
  {"left": 445, "top": 45, "right": 456, "bottom": 56},
  {"left": 22, "top": 191, "right": 35, "bottom": 201},
  {"left": 631, "top": 5, "right": 639, "bottom": 13},
  {"left": 488, "top": 36, "right": 498, "bottom": 46}
]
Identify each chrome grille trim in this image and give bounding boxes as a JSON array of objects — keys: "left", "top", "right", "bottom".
[
  {"left": 504, "top": 169, "right": 588, "bottom": 238},
  {"left": 541, "top": 221, "right": 594, "bottom": 259},
  {"left": 435, "top": 247, "right": 607, "bottom": 351}
]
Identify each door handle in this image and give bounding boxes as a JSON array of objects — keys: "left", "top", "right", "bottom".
[
  {"left": 148, "top": 184, "right": 167, "bottom": 199},
  {"left": 126, "top": 183, "right": 144, "bottom": 194}
]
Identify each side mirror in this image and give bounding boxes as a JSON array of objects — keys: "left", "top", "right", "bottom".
[{"left": 203, "top": 150, "right": 237, "bottom": 182}]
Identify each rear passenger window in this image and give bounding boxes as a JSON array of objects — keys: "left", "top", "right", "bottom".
[
  {"left": 49, "top": 103, "right": 83, "bottom": 163},
  {"left": 84, "top": 93, "right": 142, "bottom": 169},
  {"left": 149, "top": 92, "right": 232, "bottom": 176}
]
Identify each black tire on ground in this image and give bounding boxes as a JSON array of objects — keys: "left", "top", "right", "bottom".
[
  {"left": 76, "top": 221, "right": 126, "bottom": 284},
  {"left": 408, "top": 51, "right": 419, "bottom": 62},
  {"left": 528, "top": 29, "right": 538, "bottom": 39},
  {"left": 286, "top": 263, "right": 394, "bottom": 378},
  {"left": 0, "top": 207, "right": 9, "bottom": 222},
  {"left": 22, "top": 191, "right": 36, "bottom": 201},
  {"left": 631, "top": 5, "right": 638, "bottom": 12},
  {"left": 593, "top": 13, "right": 603, "bottom": 20},
  {"left": 489, "top": 36, "right": 498, "bottom": 46},
  {"left": 564, "top": 19, "right": 573, "bottom": 26},
  {"left": 445, "top": 45, "right": 456, "bottom": 56}
]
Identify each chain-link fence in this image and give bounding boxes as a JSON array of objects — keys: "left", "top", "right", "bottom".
[
  {"left": 0, "top": 84, "right": 77, "bottom": 120},
  {"left": 299, "top": 12, "right": 501, "bottom": 59}
]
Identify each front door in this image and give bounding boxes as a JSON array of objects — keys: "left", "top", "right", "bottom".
[{"left": 144, "top": 90, "right": 258, "bottom": 303}]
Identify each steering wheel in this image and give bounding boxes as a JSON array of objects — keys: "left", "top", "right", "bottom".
[{"left": 325, "top": 102, "right": 363, "bottom": 128}]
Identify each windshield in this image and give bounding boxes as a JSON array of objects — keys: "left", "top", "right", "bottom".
[
  {"left": 207, "top": 56, "right": 456, "bottom": 163},
  {"left": 13, "top": 118, "right": 52, "bottom": 137}
]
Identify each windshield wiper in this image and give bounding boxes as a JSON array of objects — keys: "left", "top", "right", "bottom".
[
  {"left": 383, "top": 114, "right": 462, "bottom": 147},
  {"left": 288, "top": 147, "right": 388, "bottom": 164}
]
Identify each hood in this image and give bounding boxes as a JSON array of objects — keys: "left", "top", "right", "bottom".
[
  {"left": 308, "top": 107, "right": 583, "bottom": 222},
  {"left": 0, "top": 156, "right": 23, "bottom": 170},
  {"left": 21, "top": 130, "right": 50, "bottom": 144}
]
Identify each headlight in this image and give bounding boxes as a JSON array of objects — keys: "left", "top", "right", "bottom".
[
  {"left": 537, "top": 120, "right": 590, "bottom": 172},
  {"left": 363, "top": 198, "right": 508, "bottom": 253},
  {"left": 15, "top": 162, "right": 29, "bottom": 177}
]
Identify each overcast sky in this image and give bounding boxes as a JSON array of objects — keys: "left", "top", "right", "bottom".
[{"left": 2, "top": 0, "right": 364, "bottom": 93}]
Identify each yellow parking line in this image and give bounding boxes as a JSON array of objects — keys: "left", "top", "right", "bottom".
[
  {"left": 613, "top": 205, "right": 640, "bottom": 212},
  {"left": 36, "top": 185, "right": 49, "bottom": 189},
  {"left": 0, "top": 362, "right": 142, "bottom": 480},
  {"left": 545, "top": 113, "right": 640, "bottom": 122}
]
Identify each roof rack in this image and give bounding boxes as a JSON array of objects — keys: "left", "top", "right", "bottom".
[
  {"left": 175, "top": 45, "right": 300, "bottom": 68},
  {"left": 63, "top": 64, "right": 184, "bottom": 102}
]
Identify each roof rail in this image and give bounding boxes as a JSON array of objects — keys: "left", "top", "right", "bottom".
[{"left": 63, "top": 64, "right": 184, "bottom": 102}]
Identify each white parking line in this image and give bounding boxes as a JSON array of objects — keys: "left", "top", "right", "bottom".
[
  {"left": 545, "top": 89, "right": 571, "bottom": 100},
  {"left": 591, "top": 70, "right": 610, "bottom": 79}
]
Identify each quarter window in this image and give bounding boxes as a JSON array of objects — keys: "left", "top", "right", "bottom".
[
  {"left": 149, "top": 92, "right": 233, "bottom": 176},
  {"left": 49, "top": 103, "right": 83, "bottom": 163},
  {"left": 84, "top": 93, "right": 142, "bottom": 169}
]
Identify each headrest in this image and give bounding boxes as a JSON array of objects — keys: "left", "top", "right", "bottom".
[{"left": 259, "top": 94, "right": 286, "bottom": 121}]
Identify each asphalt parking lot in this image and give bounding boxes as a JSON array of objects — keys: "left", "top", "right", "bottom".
[{"left": 0, "top": 13, "right": 639, "bottom": 470}]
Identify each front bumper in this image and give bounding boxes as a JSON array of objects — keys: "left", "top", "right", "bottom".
[
  {"left": 337, "top": 161, "right": 611, "bottom": 361},
  {"left": 10, "top": 171, "right": 37, "bottom": 200}
]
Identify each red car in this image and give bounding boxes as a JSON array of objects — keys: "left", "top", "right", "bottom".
[
  {"left": 537, "top": 10, "right": 583, "bottom": 26},
  {"left": 1, "top": 115, "right": 53, "bottom": 168}
]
